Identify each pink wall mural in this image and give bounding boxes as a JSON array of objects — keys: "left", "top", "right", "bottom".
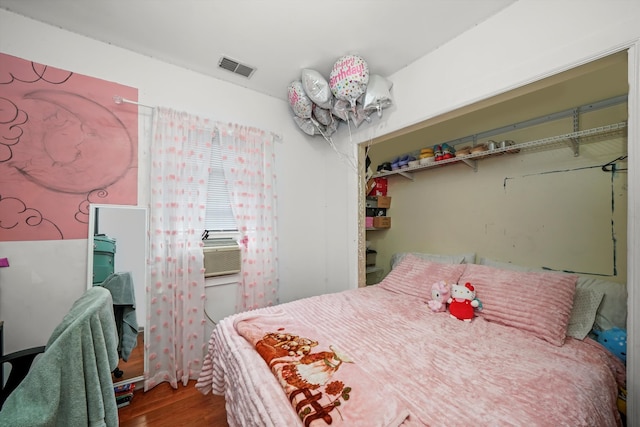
[{"left": 0, "top": 53, "right": 138, "bottom": 241}]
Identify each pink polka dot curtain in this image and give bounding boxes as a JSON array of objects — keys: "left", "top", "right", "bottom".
[
  {"left": 218, "top": 123, "right": 279, "bottom": 311},
  {"left": 145, "top": 107, "right": 213, "bottom": 390}
]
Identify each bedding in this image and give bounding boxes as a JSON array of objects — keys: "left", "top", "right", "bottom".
[{"left": 197, "top": 258, "right": 626, "bottom": 427}]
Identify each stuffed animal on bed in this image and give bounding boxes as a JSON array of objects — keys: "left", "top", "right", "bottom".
[
  {"left": 447, "top": 282, "right": 480, "bottom": 322},
  {"left": 427, "top": 280, "right": 450, "bottom": 312}
]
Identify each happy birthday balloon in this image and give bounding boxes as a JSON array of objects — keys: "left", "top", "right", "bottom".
[
  {"left": 329, "top": 54, "right": 369, "bottom": 108},
  {"left": 287, "top": 80, "right": 313, "bottom": 119},
  {"left": 301, "top": 69, "right": 333, "bottom": 110}
]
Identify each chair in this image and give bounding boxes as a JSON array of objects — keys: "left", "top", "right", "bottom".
[
  {"left": 0, "top": 287, "right": 120, "bottom": 426},
  {"left": 0, "top": 344, "right": 46, "bottom": 410}
]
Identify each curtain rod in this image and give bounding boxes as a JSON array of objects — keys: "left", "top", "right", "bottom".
[
  {"left": 114, "top": 95, "right": 283, "bottom": 141},
  {"left": 113, "top": 95, "right": 154, "bottom": 109}
]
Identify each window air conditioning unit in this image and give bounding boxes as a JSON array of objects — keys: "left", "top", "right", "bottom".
[{"left": 203, "top": 239, "right": 241, "bottom": 277}]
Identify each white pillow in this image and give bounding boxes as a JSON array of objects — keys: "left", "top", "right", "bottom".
[
  {"left": 566, "top": 287, "right": 605, "bottom": 340},
  {"left": 576, "top": 277, "right": 627, "bottom": 331},
  {"left": 391, "top": 252, "right": 475, "bottom": 269}
]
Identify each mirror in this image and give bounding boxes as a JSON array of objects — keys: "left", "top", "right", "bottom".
[{"left": 87, "top": 204, "right": 148, "bottom": 387}]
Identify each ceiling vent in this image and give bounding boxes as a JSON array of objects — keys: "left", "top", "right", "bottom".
[{"left": 218, "top": 56, "right": 255, "bottom": 78}]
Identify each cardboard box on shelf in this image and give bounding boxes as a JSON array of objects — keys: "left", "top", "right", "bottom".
[
  {"left": 376, "top": 196, "right": 391, "bottom": 208},
  {"left": 372, "top": 177, "right": 388, "bottom": 196},
  {"left": 373, "top": 217, "right": 391, "bottom": 228},
  {"left": 365, "top": 179, "right": 376, "bottom": 196}
]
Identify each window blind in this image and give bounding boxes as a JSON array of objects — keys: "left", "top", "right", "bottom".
[{"left": 204, "top": 134, "right": 237, "bottom": 232}]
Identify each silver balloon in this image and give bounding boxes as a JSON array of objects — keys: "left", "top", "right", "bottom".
[
  {"left": 323, "top": 119, "right": 339, "bottom": 136},
  {"left": 363, "top": 74, "right": 393, "bottom": 117},
  {"left": 350, "top": 103, "right": 372, "bottom": 128},
  {"left": 332, "top": 99, "right": 350, "bottom": 121},
  {"left": 312, "top": 105, "right": 333, "bottom": 126},
  {"left": 301, "top": 69, "right": 332, "bottom": 109}
]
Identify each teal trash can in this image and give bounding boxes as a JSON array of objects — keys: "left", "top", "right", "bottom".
[{"left": 93, "top": 235, "right": 116, "bottom": 284}]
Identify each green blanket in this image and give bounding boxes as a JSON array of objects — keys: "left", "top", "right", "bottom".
[
  {"left": 99, "top": 272, "right": 139, "bottom": 362},
  {"left": 0, "top": 287, "right": 119, "bottom": 427}
]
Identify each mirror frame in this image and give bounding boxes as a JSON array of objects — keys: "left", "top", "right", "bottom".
[{"left": 87, "top": 203, "right": 148, "bottom": 387}]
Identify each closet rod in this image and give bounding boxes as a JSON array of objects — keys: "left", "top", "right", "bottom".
[{"left": 112, "top": 95, "right": 154, "bottom": 109}]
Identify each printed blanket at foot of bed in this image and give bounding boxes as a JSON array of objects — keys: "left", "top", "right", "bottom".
[{"left": 234, "top": 311, "right": 412, "bottom": 427}]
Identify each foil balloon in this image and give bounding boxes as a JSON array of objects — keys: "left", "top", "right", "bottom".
[
  {"left": 350, "top": 103, "right": 372, "bottom": 128},
  {"left": 323, "top": 119, "right": 339, "bottom": 136},
  {"left": 363, "top": 74, "right": 393, "bottom": 117},
  {"left": 332, "top": 99, "right": 350, "bottom": 121},
  {"left": 293, "top": 116, "right": 318, "bottom": 136},
  {"left": 301, "top": 69, "right": 332, "bottom": 109},
  {"left": 329, "top": 54, "right": 369, "bottom": 108},
  {"left": 287, "top": 80, "right": 313, "bottom": 119},
  {"left": 312, "top": 105, "right": 333, "bottom": 126}
]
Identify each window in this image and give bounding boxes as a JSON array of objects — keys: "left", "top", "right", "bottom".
[{"left": 203, "top": 133, "right": 237, "bottom": 238}]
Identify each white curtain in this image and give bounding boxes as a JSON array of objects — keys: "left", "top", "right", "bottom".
[
  {"left": 145, "top": 107, "right": 213, "bottom": 390},
  {"left": 218, "top": 123, "right": 279, "bottom": 311}
]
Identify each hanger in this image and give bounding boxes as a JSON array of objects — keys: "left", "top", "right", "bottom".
[{"left": 602, "top": 155, "right": 627, "bottom": 172}]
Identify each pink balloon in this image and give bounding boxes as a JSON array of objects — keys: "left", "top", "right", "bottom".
[
  {"left": 329, "top": 55, "right": 369, "bottom": 107},
  {"left": 287, "top": 80, "right": 313, "bottom": 119}
]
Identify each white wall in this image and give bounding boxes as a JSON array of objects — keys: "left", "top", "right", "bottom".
[
  {"left": 0, "top": 10, "right": 356, "bottom": 353},
  {"left": 358, "top": 0, "right": 640, "bottom": 144},
  {"left": 341, "top": 0, "right": 640, "bottom": 424}
]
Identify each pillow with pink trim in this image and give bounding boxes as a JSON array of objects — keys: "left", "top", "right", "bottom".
[
  {"left": 460, "top": 263, "right": 577, "bottom": 346},
  {"left": 378, "top": 254, "right": 466, "bottom": 301}
]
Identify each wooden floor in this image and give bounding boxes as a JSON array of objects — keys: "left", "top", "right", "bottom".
[
  {"left": 118, "top": 380, "right": 229, "bottom": 427},
  {"left": 115, "top": 333, "right": 228, "bottom": 426}
]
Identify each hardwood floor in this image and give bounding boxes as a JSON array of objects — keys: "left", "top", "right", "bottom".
[
  {"left": 114, "top": 333, "right": 228, "bottom": 426},
  {"left": 118, "top": 380, "right": 229, "bottom": 427}
]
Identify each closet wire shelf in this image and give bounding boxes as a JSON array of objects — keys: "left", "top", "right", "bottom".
[{"left": 372, "top": 121, "right": 627, "bottom": 180}]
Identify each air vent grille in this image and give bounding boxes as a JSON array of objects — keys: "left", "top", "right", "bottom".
[{"left": 219, "top": 56, "right": 255, "bottom": 78}]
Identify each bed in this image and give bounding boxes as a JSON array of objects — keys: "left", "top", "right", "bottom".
[{"left": 196, "top": 253, "right": 627, "bottom": 426}]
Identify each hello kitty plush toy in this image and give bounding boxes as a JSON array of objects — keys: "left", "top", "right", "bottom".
[
  {"left": 427, "top": 281, "right": 450, "bottom": 312},
  {"left": 448, "top": 282, "right": 480, "bottom": 322}
]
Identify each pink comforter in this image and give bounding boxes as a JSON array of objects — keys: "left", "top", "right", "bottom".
[{"left": 197, "top": 286, "right": 625, "bottom": 427}]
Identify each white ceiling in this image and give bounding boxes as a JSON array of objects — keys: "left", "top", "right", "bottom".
[{"left": 0, "top": 0, "right": 516, "bottom": 101}]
